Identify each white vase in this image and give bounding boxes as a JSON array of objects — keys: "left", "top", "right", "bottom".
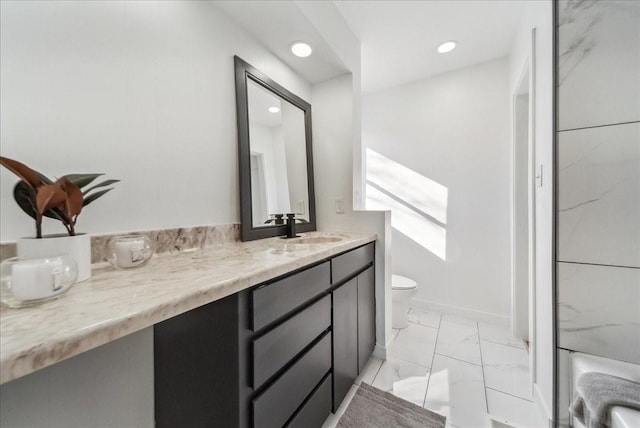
[{"left": 17, "top": 234, "right": 91, "bottom": 282}]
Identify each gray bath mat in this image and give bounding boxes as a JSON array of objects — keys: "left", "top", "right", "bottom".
[{"left": 337, "top": 383, "right": 446, "bottom": 428}]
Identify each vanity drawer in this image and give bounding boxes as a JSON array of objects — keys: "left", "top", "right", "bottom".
[
  {"left": 252, "top": 294, "right": 331, "bottom": 389},
  {"left": 286, "top": 372, "right": 332, "bottom": 428},
  {"left": 331, "top": 243, "right": 374, "bottom": 285},
  {"left": 252, "top": 332, "right": 331, "bottom": 428},
  {"left": 251, "top": 262, "right": 330, "bottom": 331}
]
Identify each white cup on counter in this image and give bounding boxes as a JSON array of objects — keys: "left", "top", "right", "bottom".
[
  {"left": 0, "top": 256, "right": 78, "bottom": 308},
  {"left": 108, "top": 235, "right": 154, "bottom": 269}
]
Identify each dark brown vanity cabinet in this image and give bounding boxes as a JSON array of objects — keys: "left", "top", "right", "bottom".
[
  {"left": 332, "top": 278, "right": 358, "bottom": 412},
  {"left": 331, "top": 243, "right": 376, "bottom": 411},
  {"left": 154, "top": 291, "right": 252, "bottom": 428},
  {"left": 154, "top": 243, "right": 375, "bottom": 428},
  {"left": 357, "top": 266, "right": 376, "bottom": 373}
]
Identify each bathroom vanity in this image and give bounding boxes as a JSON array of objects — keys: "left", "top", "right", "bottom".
[
  {"left": 0, "top": 232, "right": 377, "bottom": 427},
  {"left": 154, "top": 242, "right": 375, "bottom": 427}
]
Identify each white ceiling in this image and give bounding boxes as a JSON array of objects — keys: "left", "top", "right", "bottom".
[
  {"left": 335, "top": 0, "right": 526, "bottom": 93},
  {"left": 214, "top": 1, "right": 349, "bottom": 84},
  {"left": 214, "top": 0, "right": 526, "bottom": 94}
]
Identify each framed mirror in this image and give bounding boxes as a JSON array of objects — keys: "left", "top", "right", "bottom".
[{"left": 234, "top": 56, "right": 316, "bottom": 241}]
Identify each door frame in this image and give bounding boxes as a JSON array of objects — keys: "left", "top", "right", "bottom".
[{"left": 510, "top": 28, "right": 537, "bottom": 391}]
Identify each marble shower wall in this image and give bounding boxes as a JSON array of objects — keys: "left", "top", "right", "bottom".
[
  {"left": 557, "top": 262, "right": 640, "bottom": 363},
  {"left": 557, "top": 0, "right": 640, "bottom": 365},
  {"left": 558, "top": 123, "right": 640, "bottom": 268},
  {"left": 558, "top": 0, "right": 640, "bottom": 131}
]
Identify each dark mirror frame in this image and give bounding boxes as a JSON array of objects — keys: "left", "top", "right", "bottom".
[{"left": 234, "top": 56, "right": 316, "bottom": 241}]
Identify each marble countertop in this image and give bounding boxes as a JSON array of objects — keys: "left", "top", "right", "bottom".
[{"left": 0, "top": 232, "right": 375, "bottom": 385}]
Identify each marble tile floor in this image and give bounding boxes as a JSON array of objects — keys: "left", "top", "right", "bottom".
[{"left": 322, "top": 308, "right": 543, "bottom": 428}]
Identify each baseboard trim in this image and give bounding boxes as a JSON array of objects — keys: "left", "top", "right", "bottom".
[
  {"left": 410, "top": 298, "right": 509, "bottom": 325},
  {"left": 373, "top": 344, "right": 387, "bottom": 360},
  {"left": 534, "top": 383, "right": 553, "bottom": 428},
  {"left": 373, "top": 332, "right": 394, "bottom": 360}
]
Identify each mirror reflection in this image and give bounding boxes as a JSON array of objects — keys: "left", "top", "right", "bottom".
[{"left": 247, "top": 79, "right": 309, "bottom": 227}]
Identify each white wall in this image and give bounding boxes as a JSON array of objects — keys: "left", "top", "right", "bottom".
[
  {"left": 0, "top": 328, "right": 153, "bottom": 428},
  {"left": 0, "top": 0, "right": 311, "bottom": 241},
  {"left": 509, "top": 1, "right": 554, "bottom": 424},
  {"left": 362, "top": 58, "right": 511, "bottom": 322},
  {"left": 295, "top": 0, "right": 366, "bottom": 210},
  {"left": 0, "top": 3, "right": 394, "bottom": 424},
  {"left": 0, "top": 2, "right": 314, "bottom": 426},
  {"left": 312, "top": 74, "right": 392, "bottom": 356},
  {"left": 299, "top": 0, "right": 393, "bottom": 355}
]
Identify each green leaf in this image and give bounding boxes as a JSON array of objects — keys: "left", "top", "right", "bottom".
[
  {"left": 13, "top": 182, "right": 37, "bottom": 220},
  {"left": 63, "top": 173, "right": 104, "bottom": 189},
  {"left": 83, "top": 187, "right": 114, "bottom": 206},
  {"left": 33, "top": 170, "right": 53, "bottom": 185},
  {"left": 83, "top": 179, "right": 120, "bottom": 195},
  {"left": 43, "top": 207, "right": 69, "bottom": 224}
]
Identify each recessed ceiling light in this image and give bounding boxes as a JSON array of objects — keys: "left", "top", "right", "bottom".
[
  {"left": 268, "top": 106, "right": 280, "bottom": 113},
  {"left": 290, "top": 41, "right": 312, "bottom": 58},
  {"left": 437, "top": 41, "right": 457, "bottom": 54}
]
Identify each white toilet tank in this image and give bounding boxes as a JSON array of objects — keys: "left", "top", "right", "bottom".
[
  {"left": 391, "top": 275, "right": 417, "bottom": 329},
  {"left": 392, "top": 274, "right": 417, "bottom": 291}
]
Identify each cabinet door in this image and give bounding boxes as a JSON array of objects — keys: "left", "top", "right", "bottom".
[
  {"left": 357, "top": 266, "right": 375, "bottom": 373},
  {"left": 154, "top": 294, "right": 241, "bottom": 428},
  {"left": 332, "top": 278, "right": 358, "bottom": 411}
]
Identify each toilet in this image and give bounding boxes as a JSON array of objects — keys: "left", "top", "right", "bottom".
[{"left": 392, "top": 274, "right": 418, "bottom": 329}]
